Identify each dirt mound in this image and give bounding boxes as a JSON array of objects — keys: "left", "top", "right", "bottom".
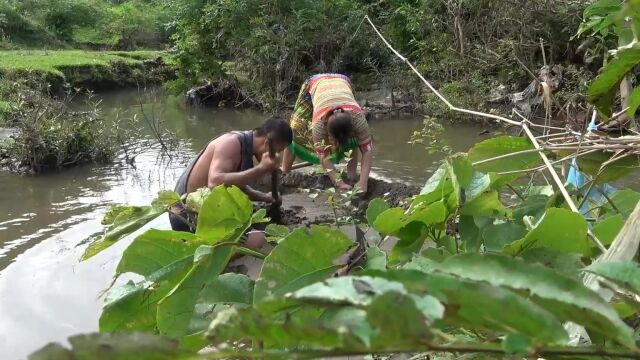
[
  {"left": 280, "top": 171, "right": 419, "bottom": 207},
  {"left": 255, "top": 170, "right": 420, "bottom": 226}
]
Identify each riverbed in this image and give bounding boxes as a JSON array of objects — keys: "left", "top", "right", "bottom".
[{"left": 0, "top": 90, "right": 487, "bottom": 359}]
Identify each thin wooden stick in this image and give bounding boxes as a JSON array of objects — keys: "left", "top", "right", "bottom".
[
  {"left": 495, "top": 149, "right": 599, "bottom": 175},
  {"left": 364, "top": 16, "right": 521, "bottom": 127}
]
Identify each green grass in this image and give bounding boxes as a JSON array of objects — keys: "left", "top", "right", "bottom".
[{"left": 0, "top": 50, "right": 164, "bottom": 76}]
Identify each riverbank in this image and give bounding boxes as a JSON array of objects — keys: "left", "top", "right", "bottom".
[
  {"left": 0, "top": 50, "right": 174, "bottom": 93},
  {"left": 0, "top": 50, "right": 176, "bottom": 174}
]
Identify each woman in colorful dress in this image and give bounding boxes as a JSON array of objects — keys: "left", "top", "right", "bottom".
[{"left": 282, "top": 73, "right": 373, "bottom": 193}]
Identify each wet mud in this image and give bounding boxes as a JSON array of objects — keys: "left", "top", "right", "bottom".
[{"left": 255, "top": 170, "right": 420, "bottom": 227}]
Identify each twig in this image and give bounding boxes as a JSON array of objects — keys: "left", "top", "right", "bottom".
[
  {"left": 496, "top": 149, "right": 598, "bottom": 175},
  {"left": 540, "top": 38, "right": 547, "bottom": 66},
  {"left": 506, "top": 184, "right": 525, "bottom": 201},
  {"left": 364, "top": 16, "right": 521, "bottom": 127},
  {"left": 471, "top": 148, "right": 542, "bottom": 166}
]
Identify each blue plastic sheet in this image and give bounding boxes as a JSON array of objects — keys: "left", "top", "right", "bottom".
[{"left": 564, "top": 117, "right": 616, "bottom": 215}]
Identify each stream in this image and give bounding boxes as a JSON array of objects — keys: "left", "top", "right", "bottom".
[{"left": 0, "top": 89, "right": 487, "bottom": 359}]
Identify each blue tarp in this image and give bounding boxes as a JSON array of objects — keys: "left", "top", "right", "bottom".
[{"left": 564, "top": 118, "right": 616, "bottom": 216}]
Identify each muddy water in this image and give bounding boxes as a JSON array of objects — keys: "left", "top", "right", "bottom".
[{"left": 0, "top": 89, "right": 486, "bottom": 359}]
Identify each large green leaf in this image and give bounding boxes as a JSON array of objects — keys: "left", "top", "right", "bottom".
[
  {"left": 458, "top": 215, "right": 482, "bottom": 252},
  {"left": 188, "top": 273, "right": 254, "bottom": 335},
  {"left": 626, "top": 85, "right": 640, "bottom": 117},
  {"left": 588, "top": 46, "right": 640, "bottom": 117},
  {"left": 584, "top": 262, "right": 640, "bottom": 296},
  {"left": 253, "top": 225, "right": 352, "bottom": 307},
  {"left": 460, "top": 190, "right": 508, "bottom": 217},
  {"left": 406, "top": 198, "right": 448, "bottom": 226},
  {"left": 82, "top": 190, "right": 181, "bottom": 261},
  {"left": 602, "top": 189, "right": 640, "bottom": 217},
  {"left": 366, "top": 291, "right": 434, "bottom": 347},
  {"left": 83, "top": 207, "right": 162, "bottom": 261},
  {"left": 372, "top": 207, "right": 405, "bottom": 235},
  {"left": 467, "top": 136, "right": 540, "bottom": 185},
  {"left": 100, "top": 256, "right": 195, "bottom": 332},
  {"left": 116, "top": 229, "right": 203, "bottom": 277},
  {"left": 156, "top": 244, "right": 235, "bottom": 337},
  {"left": 432, "top": 253, "right": 636, "bottom": 348},
  {"left": 373, "top": 199, "right": 447, "bottom": 237},
  {"left": 195, "top": 185, "right": 253, "bottom": 242},
  {"left": 482, "top": 222, "right": 527, "bottom": 252},
  {"left": 366, "top": 198, "right": 390, "bottom": 226},
  {"left": 364, "top": 246, "right": 387, "bottom": 270},
  {"left": 185, "top": 187, "right": 211, "bottom": 213},
  {"left": 519, "top": 248, "right": 585, "bottom": 279},
  {"left": 206, "top": 306, "right": 349, "bottom": 350},
  {"left": 209, "top": 278, "right": 440, "bottom": 351},
  {"left": 466, "top": 171, "right": 492, "bottom": 202},
  {"left": 363, "top": 269, "right": 567, "bottom": 344},
  {"left": 592, "top": 214, "right": 625, "bottom": 246},
  {"left": 389, "top": 222, "right": 430, "bottom": 266},
  {"left": 420, "top": 164, "right": 449, "bottom": 196},
  {"left": 503, "top": 208, "right": 590, "bottom": 255},
  {"left": 576, "top": 151, "right": 639, "bottom": 183},
  {"left": 513, "top": 195, "right": 549, "bottom": 225},
  {"left": 445, "top": 153, "right": 473, "bottom": 206},
  {"left": 28, "top": 333, "right": 185, "bottom": 360}
]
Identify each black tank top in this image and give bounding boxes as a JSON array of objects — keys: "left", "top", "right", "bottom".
[{"left": 174, "top": 130, "right": 254, "bottom": 195}]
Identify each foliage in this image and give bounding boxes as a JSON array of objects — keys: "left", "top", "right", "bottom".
[
  {"left": 0, "top": 82, "right": 117, "bottom": 173},
  {"left": 0, "top": 2, "right": 60, "bottom": 47},
  {"left": 28, "top": 332, "right": 184, "bottom": 360},
  {"left": 35, "top": 131, "right": 640, "bottom": 359},
  {"left": 81, "top": 190, "right": 181, "bottom": 260},
  {"left": 0, "top": 0, "right": 170, "bottom": 49},
  {"left": 576, "top": 0, "right": 640, "bottom": 119},
  {"left": 165, "top": 0, "right": 586, "bottom": 107},
  {"left": 167, "top": 0, "right": 378, "bottom": 105}
]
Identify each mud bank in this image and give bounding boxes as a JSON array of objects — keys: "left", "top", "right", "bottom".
[
  {"left": 256, "top": 170, "right": 420, "bottom": 226},
  {"left": 280, "top": 171, "right": 419, "bottom": 205}
]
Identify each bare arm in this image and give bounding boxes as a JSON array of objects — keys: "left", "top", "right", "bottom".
[
  {"left": 354, "top": 113, "right": 373, "bottom": 193},
  {"left": 207, "top": 137, "right": 269, "bottom": 188},
  {"left": 241, "top": 185, "right": 274, "bottom": 202},
  {"left": 358, "top": 147, "right": 373, "bottom": 192},
  {"left": 313, "top": 121, "right": 350, "bottom": 189}
]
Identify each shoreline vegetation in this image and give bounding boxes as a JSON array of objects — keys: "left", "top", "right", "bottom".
[
  {"left": 0, "top": 50, "right": 175, "bottom": 173},
  {"left": 2, "top": 1, "right": 640, "bottom": 359},
  {"left": 0, "top": 0, "right": 606, "bottom": 175}
]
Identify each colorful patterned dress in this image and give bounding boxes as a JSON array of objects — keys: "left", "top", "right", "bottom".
[{"left": 289, "top": 73, "right": 372, "bottom": 164}]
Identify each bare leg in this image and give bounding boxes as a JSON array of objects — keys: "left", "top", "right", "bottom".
[
  {"left": 282, "top": 147, "right": 296, "bottom": 173},
  {"left": 347, "top": 147, "right": 359, "bottom": 182}
]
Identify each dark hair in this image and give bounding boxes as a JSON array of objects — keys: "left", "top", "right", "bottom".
[
  {"left": 327, "top": 108, "right": 353, "bottom": 148},
  {"left": 255, "top": 116, "right": 293, "bottom": 144}
]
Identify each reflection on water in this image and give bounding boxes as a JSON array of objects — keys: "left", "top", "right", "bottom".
[{"left": 0, "top": 89, "right": 486, "bottom": 358}]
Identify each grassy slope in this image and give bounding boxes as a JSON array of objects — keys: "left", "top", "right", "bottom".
[{"left": 0, "top": 50, "right": 163, "bottom": 76}]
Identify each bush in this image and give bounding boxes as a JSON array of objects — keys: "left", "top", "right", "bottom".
[
  {"left": 37, "top": 0, "right": 104, "bottom": 41},
  {"left": 169, "top": 0, "right": 387, "bottom": 106},
  {"left": 0, "top": 2, "right": 60, "bottom": 47},
  {"left": 0, "top": 79, "right": 116, "bottom": 173}
]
